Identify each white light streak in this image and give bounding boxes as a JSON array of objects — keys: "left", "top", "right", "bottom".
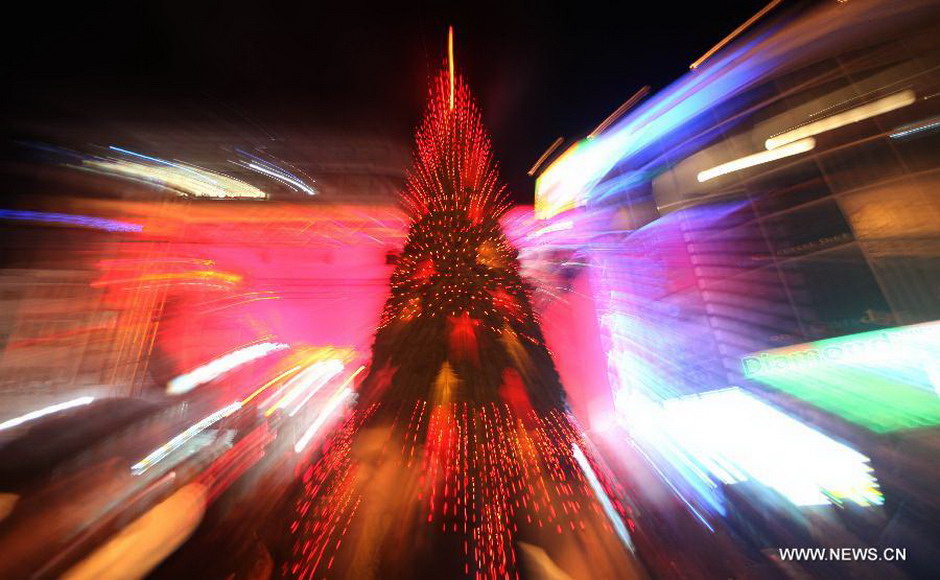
[
  {"left": 531, "top": 220, "right": 574, "bottom": 237},
  {"left": 890, "top": 116, "right": 940, "bottom": 139},
  {"left": 167, "top": 342, "right": 289, "bottom": 395},
  {"left": 572, "top": 443, "right": 636, "bottom": 553},
  {"left": 697, "top": 138, "right": 815, "bottom": 182},
  {"left": 286, "top": 360, "right": 346, "bottom": 416},
  {"left": 246, "top": 162, "right": 317, "bottom": 195},
  {"left": 689, "top": 0, "right": 784, "bottom": 70},
  {"left": 655, "top": 388, "right": 882, "bottom": 507},
  {"left": 289, "top": 364, "right": 365, "bottom": 417},
  {"left": 265, "top": 359, "right": 345, "bottom": 416},
  {"left": 294, "top": 388, "right": 354, "bottom": 453},
  {"left": 0, "top": 396, "right": 95, "bottom": 431},
  {"left": 131, "top": 402, "right": 242, "bottom": 475},
  {"left": 765, "top": 90, "right": 916, "bottom": 150},
  {"left": 527, "top": 137, "right": 564, "bottom": 176},
  {"left": 86, "top": 152, "right": 268, "bottom": 199}
]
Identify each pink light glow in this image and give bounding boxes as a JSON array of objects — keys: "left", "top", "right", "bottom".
[{"left": 94, "top": 203, "right": 408, "bottom": 400}]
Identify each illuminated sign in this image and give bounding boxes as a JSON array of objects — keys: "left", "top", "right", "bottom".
[{"left": 743, "top": 321, "right": 940, "bottom": 433}]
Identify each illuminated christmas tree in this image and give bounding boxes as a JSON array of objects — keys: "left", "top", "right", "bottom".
[
  {"left": 357, "top": 37, "right": 566, "bottom": 418},
  {"left": 286, "top": 29, "right": 640, "bottom": 580}
]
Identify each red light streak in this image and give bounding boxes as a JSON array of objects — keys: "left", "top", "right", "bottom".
[
  {"left": 285, "top": 403, "right": 632, "bottom": 578},
  {"left": 448, "top": 26, "right": 455, "bottom": 111}
]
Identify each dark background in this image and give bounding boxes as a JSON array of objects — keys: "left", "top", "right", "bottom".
[{"left": 2, "top": 0, "right": 768, "bottom": 202}]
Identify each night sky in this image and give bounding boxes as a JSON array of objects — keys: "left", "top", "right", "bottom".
[{"left": 3, "top": 0, "right": 768, "bottom": 202}]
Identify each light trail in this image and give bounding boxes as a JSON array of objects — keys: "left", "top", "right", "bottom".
[
  {"left": 131, "top": 402, "right": 242, "bottom": 475},
  {"left": 166, "top": 342, "right": 289, "bottom": 395},
  {"left": 0, "top": 396, "right": 95, "bottom": 431}
]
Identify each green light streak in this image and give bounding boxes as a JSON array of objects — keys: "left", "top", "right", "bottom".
[{"left": 742, "top": 321, "right": 940, "bottom": 433}]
